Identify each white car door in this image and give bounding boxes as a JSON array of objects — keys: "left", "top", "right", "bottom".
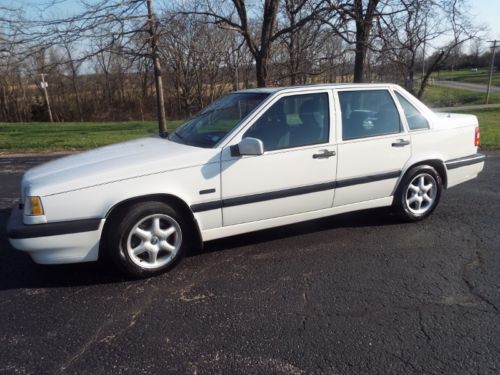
[
  {"left": 220, "top": 90, "right": 337, "bottom": 226},
  {"left": 333, "top": 88, "right": 411, "bottom": 207}
]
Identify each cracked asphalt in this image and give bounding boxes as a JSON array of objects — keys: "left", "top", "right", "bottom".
[{"left": 0, "top": 153, "right": 499, "bottom": 374}]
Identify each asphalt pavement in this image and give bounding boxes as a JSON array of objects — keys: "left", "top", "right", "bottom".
[{"left": 0, "top": 153, "right": 499, "bottom": 374}]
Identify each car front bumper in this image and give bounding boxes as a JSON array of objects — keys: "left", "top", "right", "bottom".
[{"left": 7, "top": 207, "right": 105, "bottom": 264}]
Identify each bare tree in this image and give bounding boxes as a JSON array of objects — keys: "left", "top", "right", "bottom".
[
  {"left": 349, "top": 0, "right": 381, "bottom": 83},
  {"left": 279, "top": 0, "right": 328, "bottom": 84},
  {"left": 5, "top": 0, "right": 169, "bottom": 133},
  {"left": 0, "top": 0, "right": 484, "bottom": 124},
  {"left": 321, "top": 0, "right": 385, "bottom": 82},
  {"left": 60, "top": 37, "right": 84, "bottom": 121},
  {"left": 183, "top": 0, "right": 328, "bottom": 87},
  {"left": 468, "top": 39, "right": 484, "bottom": 67},
  {"left": 377, "top": 0, "right": 479, "bottom": 97},
  {"left": 146, "top": 0, "right": 167, "bottom": 135},
  {"left": 223, "top": 33, "right": 247, "bottom": 91}
]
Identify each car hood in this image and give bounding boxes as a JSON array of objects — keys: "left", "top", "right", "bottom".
[{"left": 23, "top": 137, "right": 220, "bottom": 197}]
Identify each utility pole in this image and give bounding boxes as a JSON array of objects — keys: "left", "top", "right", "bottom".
[
  {"left": 146, "top": 0, "right": 167, "bottom": 137},
  {"left": 486, "top": 40, "right": 498, "bottom": 104},
  {"left": 422, "top": 16, "right": 427, "bottom": 80},
  {"left": 40, "top": 73, "right": 54, "bottom": 123}
]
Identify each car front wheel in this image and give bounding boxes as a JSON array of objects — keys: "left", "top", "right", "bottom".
[{"left": 106, "top": 201, "right": 187, "bottom": 277}]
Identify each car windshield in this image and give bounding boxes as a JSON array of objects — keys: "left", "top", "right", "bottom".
[{"left": 168, "top": 92, "right": 270, "bottom": 148}]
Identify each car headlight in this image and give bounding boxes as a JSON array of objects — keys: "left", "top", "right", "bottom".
[{"left": 24, "top": 196, "right": 44, "bottom": 216}]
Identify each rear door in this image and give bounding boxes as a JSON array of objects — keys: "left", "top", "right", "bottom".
[{"left": 333, "top": 88, "right": 411, "bottom": 206}]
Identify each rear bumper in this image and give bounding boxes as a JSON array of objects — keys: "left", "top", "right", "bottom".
[
  {"left": 445, "top": 153, "right": 485, "bottom": 188},
  {"left": 7, "top": 207, "right": 105, "bottom": 264}
]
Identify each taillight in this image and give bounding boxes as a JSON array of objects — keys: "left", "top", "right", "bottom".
[{"left": 474, "top": 127, "right": 480, "bottom": 147}]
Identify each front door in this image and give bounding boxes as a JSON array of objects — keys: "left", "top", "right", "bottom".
[{"left": 221, "top": 91, "right": 337, "bottom": 226}]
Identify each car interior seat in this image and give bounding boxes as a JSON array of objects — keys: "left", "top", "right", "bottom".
[
  {"left": 290, "top": 100, "right": 324, "bottom": 147},
  {"left": 376, "top": 103, "right": 400, "bottom": 135},
  {"left": 245, "top": 100, "right": 289, "bottom": 150},
  {"left": 345, "top": 110, "right": 369, "bottom": 139}
]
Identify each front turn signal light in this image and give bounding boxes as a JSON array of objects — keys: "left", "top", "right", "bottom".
[{"left": 24, "top": 196, "right": 44, "bottom": 216}]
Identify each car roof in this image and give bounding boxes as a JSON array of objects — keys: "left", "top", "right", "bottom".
[{"left": 235, "top": 83, "right": 400, "bottom": 95}]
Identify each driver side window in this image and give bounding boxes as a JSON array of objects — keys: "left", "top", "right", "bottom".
[{"left": 243, "top": 93, "right": 329, "bottom": 151}]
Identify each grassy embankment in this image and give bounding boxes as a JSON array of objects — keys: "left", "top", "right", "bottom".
[
  {"left": 467, "top": 109, "right": 500, "bottom": 150},
  {"left": 0, "top": 84, "right": 498, "bottom": 153},
  {"left": 422, "top": 84, "right": 500, "bottom": 107}
]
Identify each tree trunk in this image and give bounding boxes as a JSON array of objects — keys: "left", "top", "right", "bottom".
[
  {"left": 147, "top": 0, "right": 167, "bottom": 136},
  {"left": 71, "top": 75, "right": 84, "bottom": 122},
  {"left": 65, "top": 45, "right": 84, "bottom": 122},
  {"left": 353, "top": 26, "right": 366, "bottom": 83},
  {"left": 0, "top": 83, "right": 8, "bottom": 121},
  {"left": 417, "top": 51, "right": 445, "bottom": 99},
  {"left": 288, "top": 10, "right": 297, "bottom": 85},
  {"left": 254, "top": 0, "right": 279, "bottom": 87},
  {"left": 352, "top": 0, "right": 379, "bottom": 83},
  {"left": 104, "top": 72, "right": 112, "bottom": 107},
  {"left": 255, "top": 53, "right": 268, "bottom": 87},
  {"left": 407, "top": 65, "right": 415, "bottom": 95}
]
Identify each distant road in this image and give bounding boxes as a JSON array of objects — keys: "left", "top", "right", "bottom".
[
  {"left": 434, "top": 80, "right": 500, "bottom": 93},
  {"left": 433, "top": 103, "right": 500, "bottom": 112}
]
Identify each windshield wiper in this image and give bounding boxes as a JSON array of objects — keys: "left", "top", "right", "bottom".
[{"left": 171, "top": 131, "right": 190, "bottom": 145}]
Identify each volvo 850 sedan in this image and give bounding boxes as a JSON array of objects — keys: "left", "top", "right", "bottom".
[{"left": 7, "top": 84, "right": 485, "bottom": 277}]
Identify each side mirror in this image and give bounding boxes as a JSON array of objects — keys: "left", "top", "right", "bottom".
[{"left": 231, "top": 137, "right": 264, "bottom": 157}]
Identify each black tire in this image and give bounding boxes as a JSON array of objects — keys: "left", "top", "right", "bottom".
[
  {"left": 105, "top": 201, "right": 189, "bottom": 278},
  {"left": 393, "top": 165, "right": 442, "bottom": 222}
]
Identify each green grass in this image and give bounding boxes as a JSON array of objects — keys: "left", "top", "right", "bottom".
[
  {"left": 422, "top": 85, "right": 500, "bottom": 108},
  {"left": 467, "top": 109, "right": 500, "bottom": 150},
  {"left": 433, "top": 68, "right": 500, "bottom": 86},
  {"left": 0, "top": 120, "right": 183, "bottom": 153}
]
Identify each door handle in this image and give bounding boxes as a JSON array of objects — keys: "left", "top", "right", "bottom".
[
  {"left": 313, "top": 150, "right": 336, "bottom": 159},
  {"left": 391, "top": 139, "right": 410, "bottom": 147}
]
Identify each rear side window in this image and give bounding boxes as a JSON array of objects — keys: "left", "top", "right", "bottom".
[
  {"left": 338, "top": 90, "right": 401, "bottom": 140},
  {"left": 395, "top": 92, "right": 430, "bottom": 130}
]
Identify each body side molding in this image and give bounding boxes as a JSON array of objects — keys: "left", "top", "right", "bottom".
[
  {"left": 191, "top": 170, "right": 401, "bottom": 213},
  {"left": 336, "top": 170, "right": 401, "bottom": 188},
  {"left": 445, "top": 153, "right": 485, "bottom": 170}
]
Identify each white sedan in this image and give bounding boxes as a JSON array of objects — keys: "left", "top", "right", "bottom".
[{"left": 7, "top": 84, "right": 485, "bottom": 277}]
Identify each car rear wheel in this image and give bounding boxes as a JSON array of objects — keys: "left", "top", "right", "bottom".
[
  {"left": 106, "top": 201, "right": 187, "bottom": 278},
  {"left": 394, "top": 165, "right": 442, "bottom": 221}
]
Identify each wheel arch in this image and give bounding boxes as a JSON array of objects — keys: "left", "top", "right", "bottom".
[
  {"left": 100, "top": 193, "right": 203, "bottom": 253},
  {"left": 394, "top": 158, "right": 448, "bottom": 195}
]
